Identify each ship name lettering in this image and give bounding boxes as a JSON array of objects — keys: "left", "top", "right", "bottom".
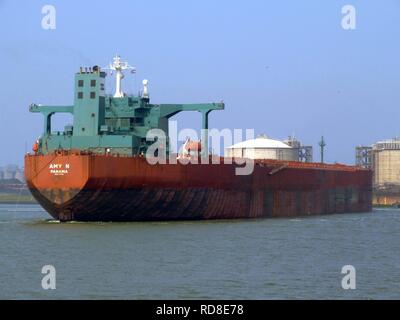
[
  {"left": 49, "top": 163, "right": 70, "bottom": 175},
  {"left": 49, "top": 164, "right": 63, "bottom": 169}
]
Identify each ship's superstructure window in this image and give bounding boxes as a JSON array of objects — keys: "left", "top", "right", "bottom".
[
  {"left": 77, "top": 92, "right": 83, "bottom": 99},
  {"left": 90, "top": 92, "right": 96, "bottom": 99},
  {"left": 78, "top": 80, "right": 84, "bottom": 87},
  {"left": 91, "top": 80, "right": 96, "bottom": 87}
]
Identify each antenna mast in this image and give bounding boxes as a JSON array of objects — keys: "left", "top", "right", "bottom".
[
  {"left": 105, "top": 55, "right": 135, "bottom": 98},
  {"left": 319, "top": 136, "right": 326, "bottom": 163}
]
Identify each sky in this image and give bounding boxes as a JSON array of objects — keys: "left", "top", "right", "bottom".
[{"left": 0, "top": 0, "right": 399, "bottom": 166}]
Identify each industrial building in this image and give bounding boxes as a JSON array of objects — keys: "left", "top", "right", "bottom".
[
  {"left": 0, "top": 165, "right": 25, "bottom": 182},
  {"left": 225, "top": 134, "right": 312, "bottom": 162},
  {"left": 356, "top": 138, "right": 400, "bottom": 206}
]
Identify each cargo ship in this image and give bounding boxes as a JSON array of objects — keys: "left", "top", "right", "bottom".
[{"left": 25, "top": 56, "right": 372, "bottom": 221}]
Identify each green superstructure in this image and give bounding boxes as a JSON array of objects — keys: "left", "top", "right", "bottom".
[{"left": 30, "top": 56, "right": 224, "bottom": 157}]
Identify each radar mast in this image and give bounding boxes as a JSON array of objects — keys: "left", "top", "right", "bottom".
[{"left": 105, "top": 55, "right": 135, "bottom": 98}]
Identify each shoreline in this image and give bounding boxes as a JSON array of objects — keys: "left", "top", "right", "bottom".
[
  {"left": 0, "top": 201, "right": 38, "bottom": 205},
  {"left": 0, "top": 194, "right": 37, "bottom": 205}
]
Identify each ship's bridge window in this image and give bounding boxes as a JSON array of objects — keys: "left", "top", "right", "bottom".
[
  {"left": 77, "top": 92, "right": 83, "bottom": 99},
  {"left": 91, "top": 80, "right": 96, "bottom": 87},
  {"left": 78, "top": 80, "right": 84, "bottom": 87},
  {"left": 90, "top": 92, "right": 96, "bottom": 99}
]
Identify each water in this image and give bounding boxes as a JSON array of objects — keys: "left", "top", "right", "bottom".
[{"left": 0, "top": 204, "right": 399, "bottom": 299}]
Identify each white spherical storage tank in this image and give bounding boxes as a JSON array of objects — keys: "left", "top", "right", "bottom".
[{"left": 225, "top": 135, "right": 298, "bottom": 161}]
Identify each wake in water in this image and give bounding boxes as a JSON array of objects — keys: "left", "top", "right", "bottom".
[{"left": 44, "top": 219, "right": 61, "bottom": 224}]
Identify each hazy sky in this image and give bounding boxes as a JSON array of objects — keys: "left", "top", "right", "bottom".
[{"left": 0, "top": 0, "right": 399, "bottom": 165}]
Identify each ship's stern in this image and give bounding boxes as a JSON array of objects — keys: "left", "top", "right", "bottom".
[{"left": 24, "top": 153, "right": 90, "bottom": 221}]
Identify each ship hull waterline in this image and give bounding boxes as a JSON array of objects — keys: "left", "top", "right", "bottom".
[{"left": 25, "top": 153, "right": 373, "bottom": 222}]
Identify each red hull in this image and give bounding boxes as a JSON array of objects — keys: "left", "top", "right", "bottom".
[{"left": 24, "top": 153, "right": 372, "bottom": 221}]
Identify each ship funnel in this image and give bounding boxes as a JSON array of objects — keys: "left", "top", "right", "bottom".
[{"left": 142, "top": 79, "right": 149, "bottom": 98}]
